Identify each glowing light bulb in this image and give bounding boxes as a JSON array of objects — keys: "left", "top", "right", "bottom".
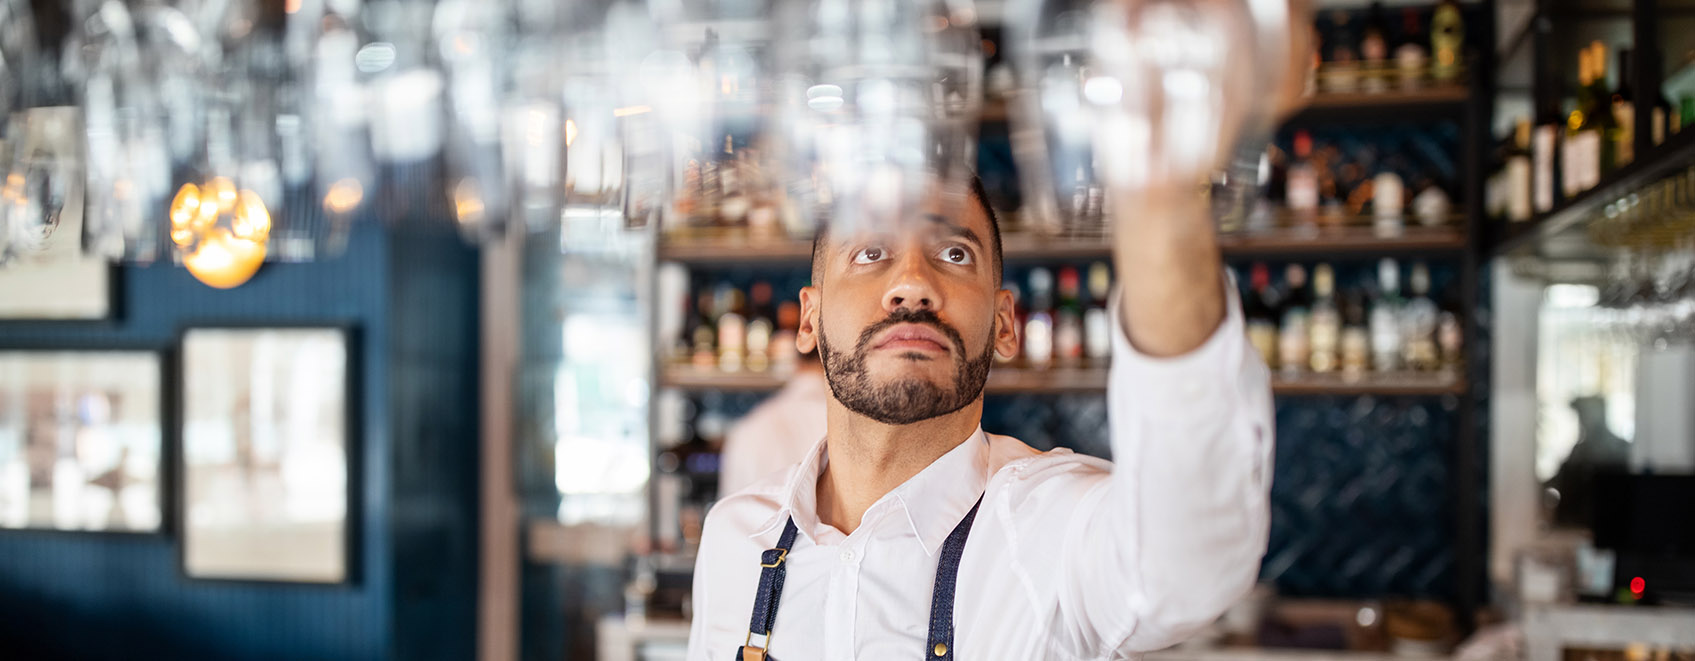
[{"left": 183, "top": 228, "right": 267, "bottom": 289}]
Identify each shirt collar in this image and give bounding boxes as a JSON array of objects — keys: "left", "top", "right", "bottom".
[{"left": 749, "top": 427, "right": 992, "bottom": 558}]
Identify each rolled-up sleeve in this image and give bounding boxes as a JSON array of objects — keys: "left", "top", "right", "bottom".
[{"left": 1058, "top": 271, "right": 1275, "bottom": 654}]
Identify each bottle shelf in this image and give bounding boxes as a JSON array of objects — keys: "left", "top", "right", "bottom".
[
  {"left": 1491, "top": 127, "right": 1695, "bottom": 258},
  {"left": 1219, "top": 221, "right": 1469, "bottom": 256},
  {"left": 660, "top": 364, "right": 1466, "bottom": 396},
  {"left": 659, "top": 217, "right": 1470, "bottom": 265},
  {"left": 986, "top": 84, "right": 1473, "bottom": 126}
]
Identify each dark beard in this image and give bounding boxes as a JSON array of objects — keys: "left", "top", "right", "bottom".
[{"left": 817, "top": 307, "right": 994, "bottom": 425}]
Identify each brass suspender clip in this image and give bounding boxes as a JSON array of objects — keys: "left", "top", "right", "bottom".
[{"left": 759, "top": 547, "right": 788, "bottom": 568}]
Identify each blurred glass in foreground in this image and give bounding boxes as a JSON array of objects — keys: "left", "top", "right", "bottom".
[
  {"left": 1007, "top": 0, "right": 1292, "bottom": 234},
  {"left": 773, "top": 0, "right": 983, "bottom": 236}
]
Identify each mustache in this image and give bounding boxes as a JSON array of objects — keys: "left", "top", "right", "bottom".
[{"left": 854, "top": 307, "right": 967, "bottom": 356}]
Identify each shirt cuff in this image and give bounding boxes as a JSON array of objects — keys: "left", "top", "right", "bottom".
[{"left": 1106, "top": 269, "right": 1249, "bottom": 418}]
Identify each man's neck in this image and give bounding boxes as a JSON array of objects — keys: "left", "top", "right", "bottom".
[{"left": 815, "top": 398, "right": 983, "bottom": 536}]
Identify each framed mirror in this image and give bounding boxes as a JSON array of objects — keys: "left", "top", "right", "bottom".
[
  {"left": 0, "top": 350, "right": 164, "bottom": 533},
  {"left": 179, "top": 325, "right": 356, "bottom": 584}
]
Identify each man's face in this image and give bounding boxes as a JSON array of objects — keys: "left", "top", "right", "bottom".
[{"left": 797, "top": 196, "right": 1019, "bottom": 425}]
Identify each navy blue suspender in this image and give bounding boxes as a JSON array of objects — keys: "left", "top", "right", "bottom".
[{"left": 735, "top": 495, "right": 985, "bottom": 660}]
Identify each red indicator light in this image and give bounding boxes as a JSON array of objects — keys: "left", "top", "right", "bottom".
[{"left": 1630, "top": 577, "right": 1646, "bottom": 595}]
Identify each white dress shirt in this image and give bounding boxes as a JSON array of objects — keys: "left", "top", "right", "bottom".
[{"left": 685, "top": 287, "right": 1274, "bottom": 660}]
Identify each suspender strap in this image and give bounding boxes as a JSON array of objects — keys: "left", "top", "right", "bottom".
[
  {"left": 738, "top": 517, "right": 800, "bottom": 661},
  {"left": 925, "top": 495, "right": 984, "bottom": 660}
]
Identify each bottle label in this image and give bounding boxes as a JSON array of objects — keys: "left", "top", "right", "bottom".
[
  {"left": 1507, "top": 157, "right": 1532, "bottom": 222},
  {"left": 1533, "top": 126, "right": 1557, "bottom": 212}
]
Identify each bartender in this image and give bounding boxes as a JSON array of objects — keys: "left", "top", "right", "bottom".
[{"left": 685, "top": 8, "right": 1311, "bottom": 659}]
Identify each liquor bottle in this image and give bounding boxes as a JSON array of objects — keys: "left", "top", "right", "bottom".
[
  {"left": 1579, "top": 42, "right": 1621, "bottom": 182},
  {"left": 1340, "top": 288, "right": 1371, "bottom": 376},
  {"left": 1054, "top": 267, "right": 1085, "bottom": 366},
  {"left": 772, "top": 301, "right": 802, "bottom": 374},
  {"left": 745, "top": 282, "right": 775, "bottom": 372},
  {"left": 1507, "top": 118, "right": 1533, "bottom": 222},
  {"left": 691, "top": 288, "right": 718, "bottom": 369},
  {"left": 1395, "top": 8, "right": 1428, "bottom": 89},
  {"left": 716, "top": 285, "right": 747, "bottom": 372},
  {"left": 1327, "top": 10, "right": 1362, "bottom": 92},
  {"left": 1370, "top": 258, "right": 1404, "bottom": 371},
  {"left": 1437, "top": 311, "right": 1464, "bottom": 373},
  {"left": 1413, "top": 183, "right": 1452, "bottom": 227},
  {"left": 1564, "top": 46, "right": 1599, "bottom": 198},
  {"left": 1430, "top": 0, "right": 1464, "bottom": 83},
  {"left": 1308, "top": 263, "right": 1341, "bottom": 373},
  {"left": 1373, "top": 170, "right": 1405, "bottom": 234},
  {"left": 1534, "top": 103, "right": 1562, "bottom": 213},
  {"left": 1361, "top": 1, "right": 1391, "bottom": 92},
  {"left": 1244, "top": 263, "right": 1281, "bottom": 366},
  {"left": 1024, "top": 267, "right": 1055, "bottom": 368},
  {"left": 1654, "top": 84, "right": 1678, "bottom": 145},
  {"left": 1612, "top": 48, "right": 1636, "bottom": 168},
  {"left": 1000, "top": 279, "right": 1023, "bottom": 365},
  {"left": 1287, "top": 131, "right": 1320, "bottom": 216},
  {"left": 1402, "top": 262, "right": 1440, "bottom": 371},
  {"left": 1278, "top": 264, "right": 1311, "bottom": 375},
  {"left": 1083, "top": 262, "right": 1114, "bottom": 365}
]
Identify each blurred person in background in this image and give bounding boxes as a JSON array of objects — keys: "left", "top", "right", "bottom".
[{"left": 719, "top": 352, "right": 828, "bottom": 497}]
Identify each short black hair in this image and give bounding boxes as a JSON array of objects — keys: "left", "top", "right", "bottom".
[{"left": 809, "top": 175, "right": 1004, "bottom": 284}]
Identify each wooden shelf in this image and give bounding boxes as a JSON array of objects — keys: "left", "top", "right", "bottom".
[
  {"left": 660, "top": 220, "right": 1468, "bottom": 265},
  {"left": 1219, "top": 222, "right": 1469, "bottom": 257},
  {"left": 1286, "top": 85, "right": 1472, "bottom": 124},
  {"left": 1491, "top": 128, "right": 1695, "bottom": 259},
  {"left": 661, "top": 365, "right": 1465, "bottom": 396},
  {"left": 1271, "top": 370, "right": 1466, "bottom": 396}
]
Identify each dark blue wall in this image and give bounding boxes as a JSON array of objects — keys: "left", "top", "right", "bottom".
[{"left": 0, "top": 222, "right": 481, "bottom": 661}]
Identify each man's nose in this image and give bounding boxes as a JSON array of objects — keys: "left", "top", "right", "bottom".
[{"left": 881, "top": 250, "right": 943, "bottom": 314}]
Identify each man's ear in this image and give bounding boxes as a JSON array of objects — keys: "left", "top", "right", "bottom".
[
  {"left": 797, "top": 286, "right": 820, "bottom": 355},
  {"left": 993, "top": 287, "right": 1019, "bottom": 361}
]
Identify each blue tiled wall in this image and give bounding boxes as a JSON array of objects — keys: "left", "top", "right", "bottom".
[{"left": 0, "top": 222, "right": 482, "bottom": 661}]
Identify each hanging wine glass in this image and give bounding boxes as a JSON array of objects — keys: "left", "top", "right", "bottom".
[
  {"left": 71, "top": 0, "right": 207, "bottom": 264},
  {"left": 292, "top": 0, "right": 375, "bottom": 253},
  {"left": 1007, "top": 0, "right": 1291, "bottom": 235},
  {"left": 1, "top": 0, "right": 80, "bottom": 267},
  {"left": 432, "top": 0, "right": 513, "bottom": 241},
  {"left": 772, "top": 0, "right": 982, "bottom": 238},
  {"left": 361, "top": 0, "right": 449, "bottom": 224}
]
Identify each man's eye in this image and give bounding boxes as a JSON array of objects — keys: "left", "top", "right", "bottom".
[
  {"left": 937, "top": 245, "right": 972, "bottom": 265},
  {"left": 852, "top": 247, "right": 886, "bottom": 264}
]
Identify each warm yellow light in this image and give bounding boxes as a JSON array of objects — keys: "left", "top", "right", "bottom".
[
  {"left": 284, "top": 0, "right": 301, "bottom": 13},
  {"left": 208, "top": 176, "right": 237, "bottom": 214},
  {"left": 323, "top": 178, "right": 364, "bottom": 216},
  {"left": 183, "top": 228, "right": 266, "bottom": 289},
  {"left": 453, "top": 179, "right": 485, "bottom": 226},
  {"left": 564, "top": 119, "right": 577, "bottom": 147},
  {"left": 612, "top": 105, "right": 651, "bottom": 118},
  {"left": 232, "top": 190, "right": 271, "bottom": 241}
]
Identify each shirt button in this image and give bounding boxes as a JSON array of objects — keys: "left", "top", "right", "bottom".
[{"left": 840, "top": 548, "right": 855, "bottom": 563}]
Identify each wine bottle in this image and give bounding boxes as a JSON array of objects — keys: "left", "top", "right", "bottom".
[
  {"left": 1430, "top": 0, "right": 1464, "bottom": 83},
  {"left": 1083, "top": 262, "right": 1113, "bottom": 365},
  {"left": 1287, "top": 131, "right": 1320, "bottom": 216},
  {"left": 1507, "top": 118, "right": 1533, "bottom": 222},
  {"left": 1054, "top": 267, "right": 1084, "bottom": 366},
  {"left": 1309, "top": 263, "right": 1341, "bottom": 374},
  {"left": 1361, "top": 1, "right": 1391, "bottom": 92},
  {"left": 1395, "top": 8, "right": 1428, "bottom": 90},
  {"left": 1612, "top": 47, "right": 1636, "bottom": 168},
  {"left": 1402, "top": 262, "right": 1440, "bottom": 371},
  {"left": 1245, "top": 263, "right": 1280, "bottom": 366},
  {"left": 1024, "top": 268, "right": 1055, "bottom": 369},
  {"left": 1370, "top": 258, "right": 1404, "bottom": 372},
  {"left": 1279, "top": 264, "right": 1312, "bottom": 375}
]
